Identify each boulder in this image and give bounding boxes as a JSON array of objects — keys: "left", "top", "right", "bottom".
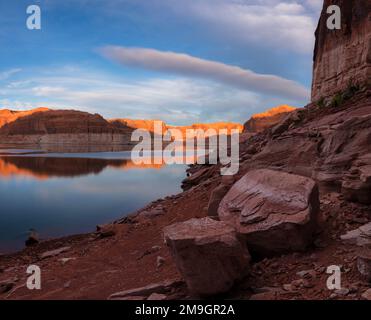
[
  {"left": 218, "top": 169, "right": 319, "bottom": 256},
  {"left": 163, "top": 217, "right": 250, "bottom": 296},
  {"left": 96, "top": 223, "right": 117, "bottom": 238},
  {"left": 342, "top": 154, "right": 371, "bottom": 204}
]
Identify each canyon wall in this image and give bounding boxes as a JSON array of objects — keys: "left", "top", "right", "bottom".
[
  {"left": 311, "top": 0, "right": 371, "bottom": 102},
  {"left": 0, "top": 108, "right": 242, "bottom": 145}
]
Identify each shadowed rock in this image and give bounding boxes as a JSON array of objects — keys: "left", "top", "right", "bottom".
[{"left": 163, "top": 217, "right": 250, "bottom": 296}]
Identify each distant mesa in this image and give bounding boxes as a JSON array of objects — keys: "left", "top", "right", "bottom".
[
  {"left": 243, "top": 105, "right": 296, "bottom": 134},
  {"left": 0, "top": 107, "right": 49, "bottom": 128},
  {"left": 0, "top": 107, "right": 243, "bottom": 145}
]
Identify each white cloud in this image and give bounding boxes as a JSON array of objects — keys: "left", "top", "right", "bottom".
[
  {"left": 0, "top": 66, "right": 306, "bottom": 125},
  {"left": 0, "top": 68, "right": 22, "bottom": 81},
  {"left": 126, "top": 0, "right": 319, "bottom": 55},
  {"left": 100, "top": 46, "right": 309, "bottom": 101}
]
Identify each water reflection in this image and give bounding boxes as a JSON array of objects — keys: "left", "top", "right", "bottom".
[
  {"left": 0, "top": 148, "right": 186, "bottom": 254},
  {"left": 0, "top": 156, "right": 163, "bottom": 179}
]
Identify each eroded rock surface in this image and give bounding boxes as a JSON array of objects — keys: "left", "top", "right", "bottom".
[
  {"left": 218, "top": 169, "right": 319, "bottom": 256},
  {"left": 311, "top": 0, "right": 371, "bottom": 102}
]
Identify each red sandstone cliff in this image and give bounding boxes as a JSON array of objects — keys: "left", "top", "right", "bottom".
[
  {"left": 0, "top": 108, "right": 243, "bottom": 144},
  {"left": 311, "top": 0, "right": 371, "bottom": 101}
]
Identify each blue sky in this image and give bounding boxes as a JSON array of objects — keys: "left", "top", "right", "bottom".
[{"left": 0, "top": 0, "right": 323, "bottom": 125}]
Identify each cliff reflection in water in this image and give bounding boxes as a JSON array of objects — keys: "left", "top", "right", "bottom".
[
  {"left": 0, "top": 156, "right": 163, "bottom": 179},
  {"left": 0, "top": 151, "right": 186, "bottom": 254}
]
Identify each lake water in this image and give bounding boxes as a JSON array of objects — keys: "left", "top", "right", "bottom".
[{"left": 0, "top": 145, "right": 187, "bottom": 254}]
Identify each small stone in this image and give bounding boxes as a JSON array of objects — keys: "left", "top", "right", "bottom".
[
  {"left": 283, "top": 284, "right": 293, "bottom": 292},
  {"left": 361, "top": 288, "right": 371, "bottom": 300},
  {"left": 0, "top": 279, "right": 15, "bottom": 294},
  {"left": 296, "top": 269, "right": 316, "bottom": 278},
  {"left": 357, "top": 252, "right": 371, "bottom": 281},
  {"left": 147, "top": 293, "right": 167, "bottom": 300},
  {"left": 59, "top": 257, "right": 76, "bottom": 265},
  {"left": 96, "top": 224, "right": 117, "bottom": 238},
  {"left": 340, "top": 223, "right": 371, "bottom": 246},
  {"left": 291, "top": 279, "right": 304, "bottom": 288},
  {"left": 108, "top": 279, "right": 182, "bottom": 300},
  {"left": 156, "top": 256, "right": 165, "bottom": 268},
  {"left": 334, "top": 288, "right": 349, "bottom": 296},
  {"left": 25, "top": 230, "right": 39, "bottom": 247},
  {"left": 39, "top": 247, "right": 70, "bottom": 260}
]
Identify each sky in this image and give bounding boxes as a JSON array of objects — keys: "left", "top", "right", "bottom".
[{"left": 0, "top": 0, "right": 323, "bottom": 125}]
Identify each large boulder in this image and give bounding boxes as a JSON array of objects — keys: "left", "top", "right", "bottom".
[
  {"left": 218, "top": 169, "right": 319, "bottom": 256},
  {"left": 163, "top": 217, "right": 250, "bottom": 296}
]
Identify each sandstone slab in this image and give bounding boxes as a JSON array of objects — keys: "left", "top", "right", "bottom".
[
  {"left": 218, "top": 169, "right": 319, "bottom": 256},
  {"left": 163, "top": 217, "right": 250, "bottom": 296}
]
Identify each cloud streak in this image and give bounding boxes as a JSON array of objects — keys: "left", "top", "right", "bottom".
[
  {"left": 0, "top": 68, "right": 22, "bottom": 81},
  {"left": 100, "top": 46, "right": 309, "bottom": 101}
]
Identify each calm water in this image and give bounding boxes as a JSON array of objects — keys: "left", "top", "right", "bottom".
[{"left": 0, "top": 145, "right": 186, "bottom": 253}]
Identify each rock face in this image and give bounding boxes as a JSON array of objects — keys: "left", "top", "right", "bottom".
[
  {"left": 311, "top": 0, "right": 371, "bottom": 102},
  {"left": 163, "top": 217, "right": 250, "bottom": 296},
  {"left": 243, "top": 105, "right": 296, "bottom": 133},
  {"left": 247, "top": 97, "right": 371, "bottom": 204},
  {"left": 218, "top": 169, "right": 319, "bottom": 256},
  {"left": 0, "top": 107, "right": 49, "bottom": 128}
]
